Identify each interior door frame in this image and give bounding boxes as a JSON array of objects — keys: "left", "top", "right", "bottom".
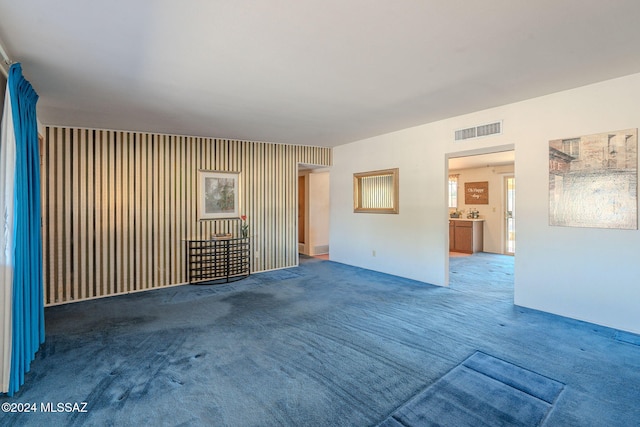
[
  {"left": 445, "top": 144, "right": 515, "bottom": 286},
  {"left": 297, "top": 171, "right": 308, "bottom": 256},
  {"left": 504, "top": 174, "right": 515, "bottom": 255}
]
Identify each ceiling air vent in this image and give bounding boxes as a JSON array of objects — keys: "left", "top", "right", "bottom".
[{"left": 455, "top": 121, "right": 502, "bottom": 141}]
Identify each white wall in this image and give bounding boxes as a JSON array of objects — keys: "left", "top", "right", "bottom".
[
  {"left": 330, "top": 125, "right": 449, "bottom": 286},
  {"left": 308, "top": 171, "right": 330, "bottom": 255},
  {"left": 331, "top": 72, "right": 640, "bottom": 334}
]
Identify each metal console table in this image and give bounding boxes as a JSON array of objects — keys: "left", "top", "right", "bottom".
[{"left": 184, "top": 237, "right": 250, "bottom": 284}]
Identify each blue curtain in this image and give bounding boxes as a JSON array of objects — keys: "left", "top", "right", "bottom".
[{"left": 7, "top": 63, "right": 44, "bottom": 396}]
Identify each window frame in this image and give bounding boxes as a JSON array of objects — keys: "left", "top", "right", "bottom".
[
  {"left": 448, "top": 174, "right": 459, "bottom": 209},
  {"left": 353, "top": 168, "right": 399, "bottom": 214}
]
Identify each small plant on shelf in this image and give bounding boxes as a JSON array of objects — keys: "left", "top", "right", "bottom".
[
  {"left": 450, "top": 209, "right": 464, "bottom": 218},
  {"left": 240, "top": 215, "right": 249, "bottom": 237}
]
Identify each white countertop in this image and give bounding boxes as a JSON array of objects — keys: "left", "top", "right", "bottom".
[{"left": 449, "top": 218, "right": 485, "bottom": 221}]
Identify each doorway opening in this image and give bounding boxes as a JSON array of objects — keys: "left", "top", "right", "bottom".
[
  {"left": 297, "top": 165, "right": 330, "bottom": 262},
  {"left": 446, "top": 147, "right": 515, "bottom": 287},
  {"left": 505, "top": 175, "right": 515, "bottom": 255}
]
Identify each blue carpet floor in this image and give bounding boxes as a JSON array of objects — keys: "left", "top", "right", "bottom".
[
  {"left": 1, "top": 253, "right": 639, "bottom": 426},
  {"left": 379, "top": 351, "right": 564, "bottom": 426}
]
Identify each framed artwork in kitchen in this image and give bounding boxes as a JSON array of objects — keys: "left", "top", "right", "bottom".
[{"left": 464, "top": 181, "right": 488, "bottom": 204}]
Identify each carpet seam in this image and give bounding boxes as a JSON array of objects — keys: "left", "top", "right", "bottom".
[
  {"left": 381, "top": 350, "right": 564, "bottom": 426},
  {"left": 465, "top": 351, "right": 565, "bottom": 403},
  {"left": 614, "top": 331, "right": 640, "bottom": 346},
  {"left": 374, "top": 349, "right": 483, "bottom": 426},
  {"left": 461, "top": 364, "right": 556, "bottom": 406},
  {"left": 538, "top": 385, "right": 567, "bottom": 426},
  {"left": 374, "top": 353, "right": 470, "bottom": 426},
  {"left": 389, "top": 414, "right": 411, "bottom": 427}
]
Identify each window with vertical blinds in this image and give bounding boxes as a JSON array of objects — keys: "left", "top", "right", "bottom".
[{"left": 353, "top": 168, "right": 399, "bottom": 214}]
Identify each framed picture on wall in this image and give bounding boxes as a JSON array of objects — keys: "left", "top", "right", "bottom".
[
  {"left": 549, "top": 128, "right": 637, "bottom": 229},
  {"left": 197, "top": 170, "right": 240, "bottom": 220},
  {"left": 464, "top": 181, "right": 489, "bottom": 204}
]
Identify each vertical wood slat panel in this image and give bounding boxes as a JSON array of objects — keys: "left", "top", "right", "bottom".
[
  {"left": 100, "top": 131, "right": 108, "bottom": 296},
  {"left": 86, "top": 130, "right": 95, "bottom": 299},
  {"left": 71, "top": 128, "right": 79, "bottom": 300},
  {"left": 124, "top": 132, "right": 132, "bottom": 292},
  {"left": 134, "top": 133, "right": 143, "bottom": 290},
  {"left": 92, "top": 130, "right": 101, "bottom": 299},
  {"left": 41, "top": 127, "right": 331, "bottom": 305},
  {"left": 172, "top": 136, "right": 181, "bottom": 285},
  {"left": 109, "top": 131, "right": 117, "bottom": 296},
  {"left": 51, "top": 126, "right": 58, "bottom": 303},
  {"left": 42, "top": 127, "right": 52, "bottom": 304},
  {"left": 274, "top": 143, "right": 280, "bottom": 268},
  {"left": 40, "top": 127, "right": 48, "bottom": 302},
  {"left": 151, "top": 134, "right": 159, "bottom": 288},
  {"left": 272, "top": 143, "right": 279, "bottom": 269},
  {"left": 78, "top": 129, "right": 87, "bottom": 299},
  {"left": 114, "top": 131, "right": 123, "bottom": 294},
  {"left": 141, "top": 133, "right": 149, "bottom": 290},
  {"left": 63, "top": 128, "right": 71, "bottom": 301},
  {"left": 98, "top": 130, "right": 105, "bottom": 296},
  {"left": 39, "top": 128, "right": 47, "bottom": 302},
  {"left": 264, "top": 143, "right": 271, "bottom": 270},
  {"left": 255, "top": 143, "right": 264, "bottom": 271},
  {"left": 197, "top": 139, "right": 204, "bottom": 238},
  {"left": 157, "top": 134, "right": 164, "bottom": 287},
  {"left": 101, "top": 130, "right": 110, "bottom": 297},
  {"left": 171, "top": 136, "right": 178, "bottom": 285},
  {"left": 127, "top": 131, "right": 135, "bottom": 293},
  {"left": 55, "top": 127, "right": 63, "bottom": 303}
]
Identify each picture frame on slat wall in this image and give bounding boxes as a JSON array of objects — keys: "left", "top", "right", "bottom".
[{"left": 198, "top": 170, "right": 241, "bottom": 220}]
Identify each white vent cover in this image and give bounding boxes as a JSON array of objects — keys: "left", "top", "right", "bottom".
[{"left": 455, "top": 121, "right": 502, "bottom": 141}]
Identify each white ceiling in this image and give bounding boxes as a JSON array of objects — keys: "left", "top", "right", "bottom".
[{"left": 2, "top": 1, "right": 640, "bottom": 147}]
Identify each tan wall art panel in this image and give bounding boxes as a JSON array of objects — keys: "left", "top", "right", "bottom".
[{"left": 41, "top": 127, "right": 331, "bottom": 305}]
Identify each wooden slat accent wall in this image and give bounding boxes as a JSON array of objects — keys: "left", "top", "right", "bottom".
[{"left": 41, "top": 127, "right": 332, "bottom": 305}]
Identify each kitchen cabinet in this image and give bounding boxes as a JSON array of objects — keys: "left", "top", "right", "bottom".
[{"left": 449, "top": 219, "right": 484, "bottom": 254}]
